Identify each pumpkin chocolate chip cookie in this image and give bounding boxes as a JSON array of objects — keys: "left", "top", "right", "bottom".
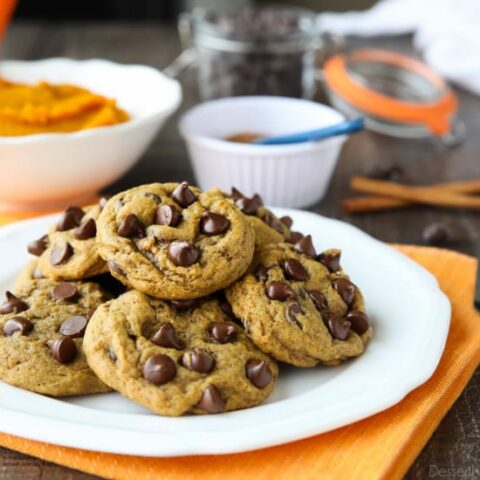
[
  {"left": 35, "top": 203, "right": 108, "bottom": 281},
  {"left": 228, "top": 187, "right": 293, "bottom": 247},
  {"left": 95, "top": 182, "right": 255, "bottom": 299},
  {"left": 14, "top": 259, "right": 45, "bottom": 290},
  {"left": 226, "top": 240, "right": 372, "bottom": 367},
  {"left": 83, "top": 290, "right": 278, "bottom": 415},
  {"left": 0, "top": 278, "right": 111, "bottom": 396}
]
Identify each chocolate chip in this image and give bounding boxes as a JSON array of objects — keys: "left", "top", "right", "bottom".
[
  {"left": 182, "top": 348, "right": 215, "bottom": 373},
  {"left": 230, "top": 187, "right": 244, "bottom": 201},
  {"left": 50, "top": 337, "right": 77, "bottom": 364},
  {"left": 196, "top": 385, "right": 225, "bottom": 413},
  {"left": 145, "top": 192, "right": 161, "bottom": 203},
  {"left": 108, "top": 260, "right": 125, "bottom": 277},
  {"left": 286, "top": 302, "right": 304, "bottom": 328},
  {"left": 308, "top": 289, "right": 328, "bottom": 312},
  {"left": 252, "top": 193, "right": 263, "bottom": 205},
  {"left": 0, "top": 291, "right": 28, "bottom": 314},
  {"left": 280, "top": 216, "right": 293, "bottom": 228},
  {"left": 255, "top": 265, "right": 269, "bottom": 282},
  {"left": 27, "top": 235, "right": 48, "bottom": 256},
  {"left": 345, "top": 310, "right": 370, "bottom": 335},
  {"left": 168, "top": 241, "right": 200, "bottom": 266},
  {"left": 143, "top": 354, "right": 176, "bottom": 385},
  {"left": 317, "top": 251, "right": 341, "bottom": 272},
  {"left": 332, "top": 278, "right": 356, "bottom": 305},
  {"left": 422, "top": 222, "right": 453, "bottom": 246},
  {"left": 60, "top": 316, "right": 87, "bottom": 337},
  {"left": 211, "top": 322, "right": 238, "bottom": 343},
  {"left": 294, "top": 234, "right": 316, "bottom": 258},
  {"left": 280, "top": 258, "right": 308, "bottom": 281},
  {"left": 50, "top": 242, "right": 73, "bottom": 265},
  {"left": 219, "top": 299, "right": 236, "bottom": 320},
  {"left": 151, "top": 323, "right": 184, "bottom": 350},
  {"left": 366, "top": 164, "right": 404, "bottom": 182},
  {"left": 56, "top": 206, "right": 85, "bottom": 231},
  {"left": 117, "top": 214, "right": 145, "bottom": 238},
  {"left": 155, "top": 205, "right": 181, "bottom": 227},
  {"left": 266, "top": 281, "right": 295, "bottom": 301},
  {"left": 74, "top": 218, "right": 96, "bottom": 240},
  {"left": 108, "top": 350, "right": 117, "bottom": 361},
  {"left": 99, "top": 195, "right": 110, "bottom": 210},
  {"left": 170, "top": 299, "right": 197, "bottom": 310},
  {"left": 171, "top": 181, "right": 197, "bottom": 208},
  {"left": 246, "top": 359, "right": 273, "bottom": 388},
  {"left": 235, "top": 195, "right": 262, "bottom": 215},
  {"left": 261, "top": 211, "right": 284, "bottom": 234},
  {"left": 328, "top": 316, "right": 351, "bottom": 340},
  {"left": 52, "top": 283, "right": 78, "bottom": 302},
  {"left": 287, "top": 231, "right": 304, "bottom": 244},
  {"left": 200, "top": 212, "right": 231, "bottom": 235},
  {"left": 3, "top": 316, "right": 33, "bottom": 336}
]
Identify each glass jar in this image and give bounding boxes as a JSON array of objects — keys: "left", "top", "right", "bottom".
[
  {"left": 323, "top": 49, "right": 464, "bottom": 145},
  {"left": 178, "top": 6, "right": 327, "bottom": 100}
]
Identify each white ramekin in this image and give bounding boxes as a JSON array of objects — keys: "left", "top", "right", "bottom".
[
  {"left": 0, "top": 59, "right": 182, "bottom": 211},
  {"left": 179, "top": 96, "right": 346, "bottom": 208}
]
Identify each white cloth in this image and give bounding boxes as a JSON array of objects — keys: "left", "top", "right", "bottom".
[{"left": 317, "top": 0, "right": 480, "bottom": 96}]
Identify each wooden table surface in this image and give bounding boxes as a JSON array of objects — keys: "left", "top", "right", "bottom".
[{"left": 1, "top": 21, "right": 480, "bottom": 480}]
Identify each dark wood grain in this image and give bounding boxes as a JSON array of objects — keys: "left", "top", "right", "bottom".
[{"left": 1, "top": 22, "right": 479, "bottom": 480}]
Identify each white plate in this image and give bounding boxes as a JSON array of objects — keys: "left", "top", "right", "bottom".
[{"left": 0, "top": 209, "right": 450, "bottom": 457}]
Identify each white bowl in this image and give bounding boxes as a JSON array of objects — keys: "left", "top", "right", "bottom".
[
  {"left": 0, "top": 58, "right": 182, "bottom": 211},
  {"left": 179, "top": 96, "right": 346, "bottom": 207}
]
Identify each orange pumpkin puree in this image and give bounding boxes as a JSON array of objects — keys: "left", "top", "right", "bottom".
[{"left": 0, "top": 78, "right": 130, "bottom": 136}]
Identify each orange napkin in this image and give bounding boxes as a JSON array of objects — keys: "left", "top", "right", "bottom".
[{"left": 0, "top": 207, "right": 479, "bottom": 479}]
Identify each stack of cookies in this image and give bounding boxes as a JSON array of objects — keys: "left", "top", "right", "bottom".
[{"left": 0, "top": 182, "right": 371, "bottom": 416}]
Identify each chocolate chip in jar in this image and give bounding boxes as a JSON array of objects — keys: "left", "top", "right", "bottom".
[{"left": 194, "top": 6, "right": 317, "bottom": 100}]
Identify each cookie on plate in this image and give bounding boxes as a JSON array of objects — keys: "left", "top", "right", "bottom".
[
  {"left": 228, "top": 187, "right": 293, "bottom": 247},
  {"left": 15, "top": 259, "right": 126, "bottom": 300},
  {"left": 226, "top": 240, "right": 372, "bottom": 367},
  {"left": 84, "top": 290, "right": 278, "bottom": 416},
  {"left": 0, "top": 278, "right": 111, "bottom": 396},
  {"left": 33, "top": 203, "right": 108, "bottom": 281},
  {"left": 96, "top": 182, "right": 255, "bottom": 299},
  {"left": 14, "top": 259, "right": 46, "bottom": 290}
]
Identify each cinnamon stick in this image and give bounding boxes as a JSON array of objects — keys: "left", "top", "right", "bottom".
[
  {"left": 343, "top": 178, "right": 480, "bottom": 213},
  {"left": 342, "top": 196, "right": 410, "bottom": 213},
  {"left": 346, "top": 177, "right": 480, "bottom": 211}
]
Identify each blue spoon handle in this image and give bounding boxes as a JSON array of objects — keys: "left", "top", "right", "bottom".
[{"left": 253, "top": 118, "right": 365, "bottom": 145}]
